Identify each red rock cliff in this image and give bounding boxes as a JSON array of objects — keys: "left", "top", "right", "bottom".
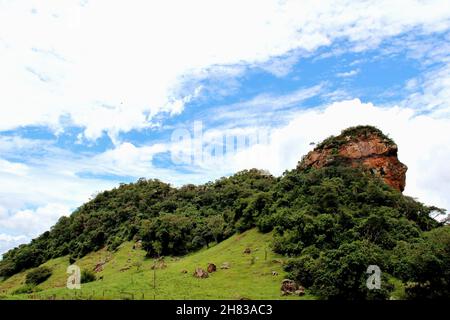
[{"left": 297, "top": 126, "right": 407, "bottom": 192}]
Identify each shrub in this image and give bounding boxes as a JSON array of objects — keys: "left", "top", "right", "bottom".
[
  {"left": 12, "top": 284, "right": 41, "bottom": 295},
  {"left": 286, "top": 240, "right": 393, "bottom": 300},
  {"left": 391, "top": 226, "right": 450, "bottom": 299},
  {"left": 25, "top": 266, "right": 52, "bottom": 285},
  {"left": 80, "top": 269, "right": 96, "bottom": 283}
]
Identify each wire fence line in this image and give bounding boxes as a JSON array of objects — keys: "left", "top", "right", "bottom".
[{"left": 23, "top": 289, "right": 226, "bottom": 300}]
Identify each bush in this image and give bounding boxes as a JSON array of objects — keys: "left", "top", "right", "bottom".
[
  {"left": 25, "top": 266, "right": 52, "bottom": 285},
  {"left": 391, "top": 226, "right": 450, "bottom": 299},
  {"left": 12, "top": 284, "right": 41, "bottom": 295},
  {"left": 108, "top": 236, "right": 123, "bottom": 252},
  {"left": 80, "top": 269, "right": 96, "bottom": 283},
  {"left": 286, "top": 240, "right": 393, "bottom": 300}
]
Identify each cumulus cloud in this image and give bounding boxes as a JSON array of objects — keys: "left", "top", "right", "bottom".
[
  {"left": 1, "top": 0, "right": 449, "bottom": 141},
  {"left": 0, "top": 203, "right": 71, "bottom": 236}
]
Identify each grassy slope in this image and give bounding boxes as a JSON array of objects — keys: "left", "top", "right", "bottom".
[{"left": 0, "top": 229, "right": 314, "bottom": 300}]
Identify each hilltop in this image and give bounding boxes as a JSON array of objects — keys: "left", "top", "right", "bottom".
[
  {"left": 298, "top": 126, "right": 407, "bottom": 191},
  {"left": 1, "top": 125, "right": 448, "bottom": 300}
]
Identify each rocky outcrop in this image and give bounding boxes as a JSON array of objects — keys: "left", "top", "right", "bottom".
[{"left": 298, "top": 126, "right": 407, "bottom": 192}]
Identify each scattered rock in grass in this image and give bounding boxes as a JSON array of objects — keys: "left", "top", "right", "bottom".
[
  {"left": 193, "top": 268, "right": 209, "bottom": 279},
  {"left": 220, "top": 262, "right": 230, "bottom": 269},
  {"left": 151, "top": 258, "right": 167, "bottom": 270},
  {"left": 272, "top": 271, "right": 278, "bottom": 276},
  {"left": 243, "top": 247, "right": 252, "bottom": 254},
  {"left": 294, "top": 287, "right": 305, "bottom": 296},
  {"left": 93, "top": 261, "right": 106, "bottom": 273},
  {"left": 281, "top": 279, "right": 299, "bottom": 295},
  {"left": 119, "top": 266, "right": 131, "bottom": 272},
  {"left": 207, "top": 263, "right": 217, "bottom": 273},
  {"left": 132, "top": 240, "right": 142, "bottom": 250},
  {"left": 181, "top": 269, "right": 188, "bottom": 274}
]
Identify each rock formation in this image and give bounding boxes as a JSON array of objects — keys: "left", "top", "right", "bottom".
[{"left": 298, "top": 126, "right": 407, "bottom": 192}]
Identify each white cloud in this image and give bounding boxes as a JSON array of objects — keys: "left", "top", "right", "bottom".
[
  {"left": 0, "top": 203, "right": 70, "bottom": 256},
  {"left": 336, "top": 69, "right": 360, "bottom": 78},
  {"left": 201, "top": 84, "right": 324, "bottom": 127},
  {"left": 403, "top": 62, "right": 450, "bottom": 116},
  {"left": 0, "top": 234, "right": 26, "bottom": 243},
  {"left": 0, "top": 159, "right": 30, "bottom": 176},
  {"left": 0, "top": 233, "right": 27, "bottom": 258},
  {"left": 1, "top": 0, "right": 450, "bottom": 140},
  {"left": 0, "top": 160, "right": 115, "bottom": 211},
  {"left": 0, "top": 203, "right": 71, "bottom": 236}
]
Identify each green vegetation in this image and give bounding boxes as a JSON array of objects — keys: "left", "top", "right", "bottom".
[
  {"left": 316, "top": 125, "right": 395, "bottom": 151},
  {"left": 81, "top": 270, "right": 96, "bottom": 284},
  {"left": 0, "top": 126, "right": 447, "bottom": 300},
  {"left": 25, "top": 266, "right": 52, "bottom": 285},
  {"left": 0, "top": 169, "right": 275, "bottom": 278},
  {"left": 0, "top": 229, "right": 309, "bottom": 300},
  {"left": 390, "top": 227, "right": 450, "bottom": 299},
  {"left": 258, "top": 165, "right": 447, "bottom": 299},
  {"left": 12, "top": 284, "right": 41, "bottom": 295}
]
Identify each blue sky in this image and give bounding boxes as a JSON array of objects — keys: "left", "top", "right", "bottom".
[{"left": 1, "top": 0, "right": 450, "bottom": 255}]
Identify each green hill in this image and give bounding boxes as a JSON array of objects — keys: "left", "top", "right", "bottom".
[{"left": 0, "top": 229, "right": 313, "bottom": 300}]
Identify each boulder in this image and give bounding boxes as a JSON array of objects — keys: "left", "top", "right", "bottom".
[
  {"left": 193, "top": 268, "right": 209, "bottom": 279},
  {"left": 133, "top": 240, "right": 142, "bottom": 250},
  {"left": 281, "top": 279, "right": 299, "bottom": 295},
  {"left": 294, "top": 286, "right": 305, "bottom": 296},
  {"left": 151, "top": 258, "right": 167, "bottom": 270},
  {"left": 220, "top": 262, "right": 231, "bottom": 269},
  {"left": 93, "top": 262, "right": 105, "bottom": 273},
  {"left": 207, "top": 263, "right": 217, "bottom": 273}
]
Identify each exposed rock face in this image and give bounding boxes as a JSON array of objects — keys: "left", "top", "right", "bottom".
[{"left": 298, "top": 126, "right": 407, "bottom": 192}]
